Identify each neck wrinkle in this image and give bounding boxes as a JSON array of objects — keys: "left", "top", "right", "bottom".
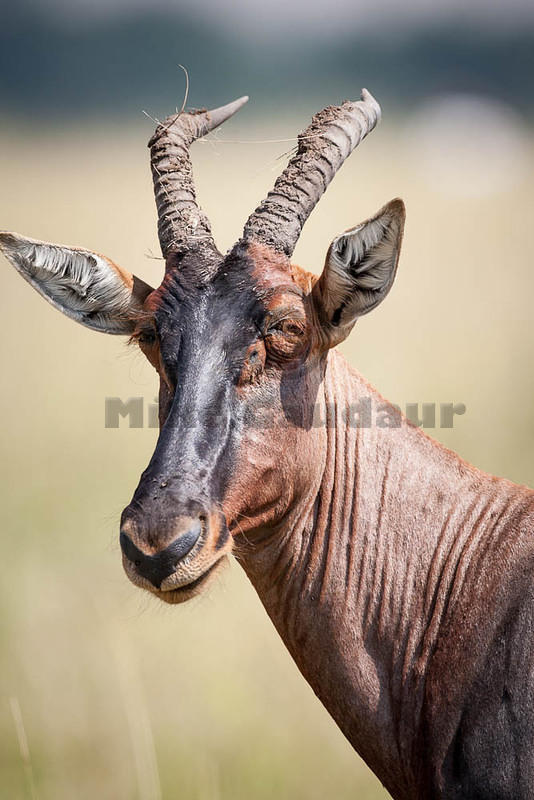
[{"left": 239, "top": 349, "right": 531, "bottom": 799}]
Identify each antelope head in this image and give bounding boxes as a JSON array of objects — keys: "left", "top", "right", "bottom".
[{"left": 1, "top": 91, "right": 405, "bottom": 604}]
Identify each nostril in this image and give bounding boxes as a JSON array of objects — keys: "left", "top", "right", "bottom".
[
  {"left": 119, "top": 530, "right": 131, "bottom": 556},
  {"left": 120, "top": 522, "right": 202, "bottom": 589},
  {"left": 120, "top": 531, "right": 145, "bottom": 570}
]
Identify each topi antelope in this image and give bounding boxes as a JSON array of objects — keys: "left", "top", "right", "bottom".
[{"left": 2, "top": 90, "right": 534, "bottom": 800}]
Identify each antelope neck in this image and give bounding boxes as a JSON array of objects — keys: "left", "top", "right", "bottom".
[{"left": 238, "top": 349, "right": 534, "bottom": 799}]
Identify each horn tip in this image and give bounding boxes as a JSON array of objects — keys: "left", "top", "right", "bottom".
[
  {"left": 207, "top": 94, "right": 249, "bottom": 131},
  {"left": 229, "top": 95, "right": 249, "bottom": 113},
  {"left": 360, "top": 88, "right": 382, "bottom": 121}
]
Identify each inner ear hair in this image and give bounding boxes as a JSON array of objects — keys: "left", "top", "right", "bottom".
[
  {"left": 316, "top": 198, "right": 405, "bottom": 339},
  {"left": 0, "top": 232, "right": 154, "bottom": 335}
]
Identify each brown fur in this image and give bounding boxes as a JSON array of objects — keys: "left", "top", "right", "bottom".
[
  {"left": 119, "top": 234, "right": 534, "bottom": 796},
  {"left": 228, "top": 346, "right": 534, "bottom": 798}
]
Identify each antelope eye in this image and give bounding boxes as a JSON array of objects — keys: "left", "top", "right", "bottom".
[
  {"left": 138, "top": 329, "right": 156, "bottom": 346},
  {"left": 269, "top": 319, "right": 305, "bottom": 337},
  {"left": 265, "top": 315, "right": 307, "bottom": 363}
]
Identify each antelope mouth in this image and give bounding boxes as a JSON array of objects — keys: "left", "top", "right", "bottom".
[
  {"left": 151, "top": 556, "right": 227, "bottom": 604},
  {"left": 121, "top": 515, "right": 232, "bottom": 605}
]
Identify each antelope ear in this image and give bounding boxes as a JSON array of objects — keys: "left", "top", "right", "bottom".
[
  {"left": 0, "top": 232, "right": 154, "bottom": 334},
  {"left": 313, "top": 199, "right": 405, "bottom": 347}
]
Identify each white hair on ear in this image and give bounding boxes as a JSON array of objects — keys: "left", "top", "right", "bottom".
[
  {"left": 328, "top": 214, "right": 394, "bottom": 292},
  {"left": 320, "top": 198, "right": 404, "bottom": 328},
  {"left": 0, "top": 232, "right": 140, "bottom": 333}
]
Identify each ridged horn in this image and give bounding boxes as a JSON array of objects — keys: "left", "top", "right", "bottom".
[
  {"left": 241, "top": 89, "right": 381, "bottom": 257},
  {"left": 149, "top": 96, "right": 249, "bottom": 259}
]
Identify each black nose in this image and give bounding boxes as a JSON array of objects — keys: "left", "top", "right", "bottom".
[{"left": 120, "top": 521, "right": 201, "bottom": 589}]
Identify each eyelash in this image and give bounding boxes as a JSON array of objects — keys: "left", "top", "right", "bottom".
[{"left": 268, "top": 319, "right": 305, "bottom": 337}]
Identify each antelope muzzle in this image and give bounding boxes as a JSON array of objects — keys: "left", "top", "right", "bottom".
[{"left": 119, "top": 508, "right": 231, "bottom": 604}]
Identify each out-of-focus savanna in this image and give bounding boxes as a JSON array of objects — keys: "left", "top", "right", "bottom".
[{"left": 1, "top": 1, "right": 534, "bottom": 798}]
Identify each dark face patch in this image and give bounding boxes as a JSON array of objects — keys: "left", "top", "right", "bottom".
[
  {"left": 132, "top": 251, "right": 261, "bottom": 508},
  {"left": 126, "top": 245, "right": 317, "bottom": 527},
  {"left": 121, "top": 242, "right": 326, "bottom": 600}
]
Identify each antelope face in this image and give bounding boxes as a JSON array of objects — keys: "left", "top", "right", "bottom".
[
  {"left": 1, "top": 90, "right": 404, "bottom": 604},
  {"left": 120, "top": 244, "right": 321, "bottom": 602}
]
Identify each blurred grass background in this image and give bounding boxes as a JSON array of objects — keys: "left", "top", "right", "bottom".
[{"left": 1, "top": 0, "right": 534, "bottom": 798}]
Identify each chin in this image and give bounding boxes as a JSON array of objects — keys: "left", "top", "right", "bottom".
[{"left": 142, "top": 556, "right": 227, "bottom": 605}]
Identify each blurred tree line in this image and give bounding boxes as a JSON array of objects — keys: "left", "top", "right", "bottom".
[{"left": 1, "top": 2, "right": 533, "bottom": 118}]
